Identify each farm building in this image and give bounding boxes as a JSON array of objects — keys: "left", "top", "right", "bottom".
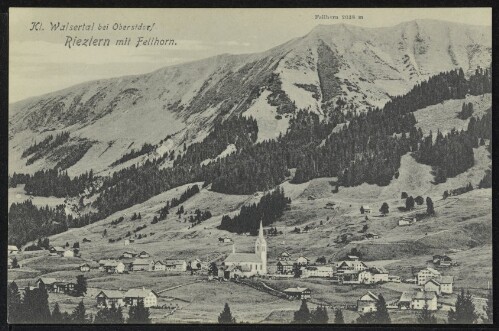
[
  {"left": 79, "top": 263, "right": 91, "bottom": 272},
  {"left": 284, "top": 287, "right": 311, "bottom": 300},
  {"left": 96, "top": 290, "right": 125, "bottom": 308},
  {"left": 417, "top": 267, "right": 441, "bottom": 285},
  {"left": 276, "top": 261, "right": 295, "bottom": 274},
  {"left": 357, "top": 291, "right": 379, "bottom": 312},
  {"left": 49, "top": 246, "right": 65, "bottom": 257},
  {"left": 131, "top": 259, "right": 154, "bottom": 271},
  {"left": 300, "top": 266, "right": 334, "bottom": 278},
  {"left": 153, "top": 261, "right": 166, "bottom": 271},
  {"left": 124, "top": 288, "right": 159, "bottom": 307},
  {"left": 164, "top": 259, "right": 187, "bottom": 272}
]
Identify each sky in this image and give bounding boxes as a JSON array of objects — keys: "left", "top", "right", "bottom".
[{"left": 9, "top": 7, "right": 491, "bottom": 102}]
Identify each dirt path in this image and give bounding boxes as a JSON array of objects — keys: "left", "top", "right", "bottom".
[{"left": 157, "top": 280, "right": 202, "bottom": 294}]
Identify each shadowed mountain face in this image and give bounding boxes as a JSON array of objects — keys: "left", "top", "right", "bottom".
[{"left": 9, "top": 20, "right": 491, "bottom": 176}]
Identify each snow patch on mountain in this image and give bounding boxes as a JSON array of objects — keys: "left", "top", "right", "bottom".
[
  {"left": 200, "top": 144, "right": 237, "bottom": 166},
  {"left": 243, "top": 90, "right": 290, "bottom": 142}
]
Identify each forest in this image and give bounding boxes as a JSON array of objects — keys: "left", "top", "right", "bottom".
[
  {"left": 218, "top": 187, "right": 291, "bottom": 234},
  {"left": 8, "top": 67, "right": 492, "bottom": 245}
]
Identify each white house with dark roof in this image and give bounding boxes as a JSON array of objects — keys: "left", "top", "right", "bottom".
[
  {"left": 357, "top": 291, "right": 379, "bottom": 312},
  {"left": 398, "top": 291, "right": 438, "bottom": 310},
  {"left": 164, "top": 259, "right": 187, "bottom": 272},
  {"left": 124, "top": 288, "right": 158, "bottom": 307},
  {"left": 96, "top": 290, "right": 125, "bottom": 308},
  {"left": 417, "top": 267, "right": 441, "bottom": 285},
  {"left": 223, "top": 221, "right": 267, "bottom": 276}
]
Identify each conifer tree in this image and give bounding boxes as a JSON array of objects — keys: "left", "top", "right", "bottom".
[
  {"left": 7, "top": 281, "right": 22, "bottom": 323},
  {"left": 74, "top": 274, "right": 87, "bottom": 296},
  {"left": 218, "top": 303, "right": 236, "bottom": 324},
  {"left": 448, "top": 288, "right": 478, "bottom": 324},
  {"left": 379, "top": 202, "right": 389, "bottom": 215},
  {"left": 127, "top": 300, "right": 151, "bottom": 324},
  {"left": 311, "top": 305, "right": 328, "bottom": 323},
  {"left": 374, "top": 294, "right": 391, "bottom": 324},
  {"left": 417, "top": 305, "right": 437, "bottom": 324},
  {"left": 482, "top": 289, "right": 493, "bottom": 324},
  {"left": 426, "top": 197, "right": 435, "bottom": 215},
  {"left": 334, "top": 309, "right": 344, "bottom": 324},
  {"left": 293, "top": 299, "right": 311, "bottom": 324},
  {"left": 71, "top": 301, "right": 87, "bottom": 323},
  {"left": 51, "top": 303, "right": 63, "bottom": 323}
]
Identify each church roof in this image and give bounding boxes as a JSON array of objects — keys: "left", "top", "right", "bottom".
[{"left": 224, "top": 253, "right": 262, "bottom": 263}]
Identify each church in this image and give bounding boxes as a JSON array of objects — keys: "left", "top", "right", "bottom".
[{"left": 223, "top": 221, "right": 267, "bottom": 277}]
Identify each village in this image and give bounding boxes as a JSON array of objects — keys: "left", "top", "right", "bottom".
[{"left": 8, "top": 215, "right": 480, "bottom": 324}]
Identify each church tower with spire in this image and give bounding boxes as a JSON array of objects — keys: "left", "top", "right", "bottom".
[{"left": 255, "top": 221, "right": 267, "bottom": 274}]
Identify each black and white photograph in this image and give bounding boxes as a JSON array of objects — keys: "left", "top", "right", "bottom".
[{"left": 6, "top": 7, "right": 493, "bottom": 325}]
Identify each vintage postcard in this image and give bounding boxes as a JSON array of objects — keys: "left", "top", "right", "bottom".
[{"left": 7, "top": 7, "right": 492, "bottom": 324}]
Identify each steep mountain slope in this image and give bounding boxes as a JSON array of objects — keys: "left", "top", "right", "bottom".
[{"left": 9, "top": 20, "right": 491, "bottom": 176}]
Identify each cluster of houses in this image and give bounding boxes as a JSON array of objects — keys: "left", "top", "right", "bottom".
[
  {"left": 49, "top": 246, "right": 80, "bottom": 258},
  {"left": 96, "top": 287, "right": 159, "bottom": 308},
  {"left": 81, "top": 251, "right": 194, "bottom": 274},
  {"left": 27, "top": 277, "right": 77, "bottom": 295},
  {"left": 357, "top": 266, "right": 455, "bottom": 313}
]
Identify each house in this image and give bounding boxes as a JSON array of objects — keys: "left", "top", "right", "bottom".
[
  {"left": 124, "top": 288, "right": 159, "bottom": 307},
  {"left": 131, "top": 259, "right": 154, "bottom": 271},
  {"left": 300, "top": 266, "right": 334, "bottom": 278},
  {"left": 223, "top": 237, "right": 232, "bottom": 243},
  {"left": 8, "top": 245, "right": 19, "bottom": 255},
  {"left": 36, "top": 278, "right": 58, "bottom": 291},
  {"left": 433, "top": 255, "right": 452, "bottom": 267},
  {"left": 336, "top": 260, "right": 368, "bottom": 273},
  {"left": 357, "top": 291, "right": 379, "bottom": 312},
  {"left": 417, "top": 267, "right": 441, "bottom": 285},
  {"left": 79, "top": 263, "right": 91, "bottom": 272},
  {"left": 225, "top": 265, "right": 250, "bottom": 279},
  {"left": 96, "top": 290, "right": 125, "bottom": 308},
  {"left": 338, "top": 270, "right": 361, "bottom": 284},
  {"left": 424, "top": 279, "right": 442, "bottom": 295},
  {"left": 223, "top": 221, "right": 267, "bottom": 276},
  {"left": 102, "top": 260, "right": 126, "bottom": 274},
  {"left": 296, "top": 256, "right": 310, "bottom": 266},
  {"left": 278, "top": 251, "right": 291, "bottom": 261},
  {"left": 439, "top": 276, "right": 454, "bottom": 294},
  {"left": 347, "top": 255, "right": 360, "bottom": 261},
  {"left": 398, "top": 291, "right": 438, "bottom": 310},
  {"left": 63, "top": 249, "right": 76, "bottom": 258},
  {"left": 153, "top": 260, "right": 166, "bottom": 271},
  {"left": 49, "top": 246, "right": 65, "bottom": 256},
  {"left": 164, "top": 259, "right": 187, "bottom": 272},
  {"left": 370, "top": 267, "right": 389, "bottom": 283},
  {"left": 137, "top": 251, "right": 150, "bottom": 258},
  {"left": 276, "top": 261, "right": 295, "bottom": 274},
  {"left": 120, "top": 251, "right": 136, "bottom": 259},
  {"left": 361, "top": 205, "right": 371, "bottom": 214},
  {"left": 189, "top": 259, "right": 203, "bottom": 271},
  {"left": 411, "top": 291, "right": 438, "bottom": 310},
  {"left": 284, "top": 287, "right": 311, "bottom": 300},
  {"left": 358, "top": 270, "right": 374, "bottom": 284},
  {"left": 124, "top": 239, "right": 131, "bottom": 246},
  {"left": 365, "top": 233, "right": 380, "bottom": 240}
]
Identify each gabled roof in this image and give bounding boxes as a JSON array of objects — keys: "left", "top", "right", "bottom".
[
  {"left": 124, "top": 288, "right": 158, "bottom": 298},
  {"left": 51, "top": 246, "right": 65, "bottom": 252},
  {"left": 224, "top": 253, "right": 261, "bottom": 263},
  {"left": 8, "top": 245, "right": 19, "bottom": 251},
  {"left": 440, "top": 276, "right": 454, "bottom": 284},
  {"left": 360, "top": 291, "right": 379, "bottom": 302},
  {"left": 280, "top": 251, "right": 291, "bottom": 257},
  {"left": 132, "top": 258, "right": 153, "bottom": 265},
  {"left": 370, "top": 266, "right": 388, "bottom": 274},
  {"left": 37, "top": 277, "right": 58, "bottom": 285},
  {"left": 154, "top": 260, "right": 165, "bottom": 265},
  {"left": 284, "top": 287, "right": 310, "bottom": 293},
  {"left": 362, "top": 205, "right": 371, "bottom": 209},
  {"left": 399, "top": 291, "right": 414, "bottom": 303},
  {"left": 96, "top": 290, "right": 124, "bottom": 299},
  {"left": 425, "top": 279, "right": 441, "bottom": 286},
  {"left": 414, "top": 291, "right": 437, "bottom": 300},
  {"left": 164, "top": 259, "right": 187, "bottom": 265}
]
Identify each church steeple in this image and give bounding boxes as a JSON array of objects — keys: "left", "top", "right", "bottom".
[{"left": 255, "top": 220, "right": 267, "bottom": 274}]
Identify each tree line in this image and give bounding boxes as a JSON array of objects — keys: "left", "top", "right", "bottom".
[{"left": 218, "top": 187, "right": 290, "bottom": 234}]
